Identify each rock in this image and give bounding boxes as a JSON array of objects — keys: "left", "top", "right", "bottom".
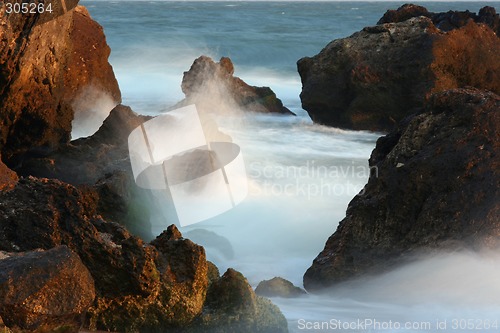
[
  {"left": 0, "top": 180, "right": 287, "bottom": 333},
  {"left": 178, "top": 56, "right": 293, "bottom": 115},
  {"left": 192, "top": 269, "right": 289, "bottom": 333},
  {"left": 379, "top": 4, "right": 500, "bottom": 35},
  {"left": 89, "top": 225, "right": 208, "bottom": 331},
  {"left": 185, "top": 229, "right": 235, "bottom": 260},
  {"left": 0, "top": 176, "right": 158, "bottom": 298},
  {"left": 0, "top": 157, "right": 17, "bottom": 191},
  {"left": 255, "top": 277, "right": 306, "bottom": 298},
  {"left": 0, "top": 246, "right": 95, "bottom": 331},
  {"left": 303, "top": 88, "right": 500, "bottom": 291},
  {"left": 14, "top": 105, "right": 153, "bottom": 239},
  {"left": 377, "top": 4, "right": 431, "bottom": 24},
  {"left": 0, "top": 3, "right": 121, "bottom": 164},
  {"left": 298, "top": 9, "right": 500, "bottom": 131}
]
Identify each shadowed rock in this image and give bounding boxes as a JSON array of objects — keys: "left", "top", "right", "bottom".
[{"left": 304, "top": 88, "right": 500, "bottom": 291}]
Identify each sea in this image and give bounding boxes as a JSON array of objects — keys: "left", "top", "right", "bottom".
[{"left": 79, "top": 1, "right": 500, "bottom": 332}]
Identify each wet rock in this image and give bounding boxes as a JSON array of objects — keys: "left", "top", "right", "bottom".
[
  {"left": 179, "top": 56, "right": 293, "bottom": 115},
  {"left": 0, "top": 3, "right": 120, "bottom": 164},
  {"left": 304, "top": 88, "right": 500, "bottom": 291},
  {"left": 298, "top": 8, "right": 500, "bottom": 131},
  {"left": 185, "top": 229, "right": 235, "bottom": 260},
  {"left": 0, "top": 246, "right": 95, "bottom": 331},
  {"left": 192, "top": 269, "right": 289, "bottom": 333},
  {"left": 255, "top": 277, "right": 306, "bottom": 298}
]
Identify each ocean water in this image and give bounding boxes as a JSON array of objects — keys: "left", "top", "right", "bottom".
[{"left": 80, "top": 1, "right": 500, "bottom": 332}]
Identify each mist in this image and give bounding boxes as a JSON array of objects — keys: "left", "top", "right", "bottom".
[{"left": 71, "top": 85, "right": 118, "bottom": 139}]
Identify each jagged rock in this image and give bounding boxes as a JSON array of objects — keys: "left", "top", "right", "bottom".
[
  {"left": 377, "top": 4, "right": 431, "bottom": 24},
  {"left": 0, "top": 2, "right": 120, "bottom": 164},
  {"left": 303, "top": 88, "right": 500, "bottom": 291},
  {"left": 178, "top": 56, "right": 293, "bottom": 115},
  {"left": 0, "top": 157, "right": 17, "bottom": 191},
  {"left": 378, "top": 4, "right": 500, "bottom": 35},
  {"left": 0, "top": 246, "right": 95, "bottom": 331},
  {"left": 255, "top": 277, "right": 306, "bottom": 298},
  {"left": 298, "top": 8, "right": 500, "bottom": 131},
  {"left": 192, "top": 269, "right": 289, "bottom": 333}
]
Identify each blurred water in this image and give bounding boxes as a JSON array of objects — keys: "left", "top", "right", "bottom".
[{"left": 80, "top": 2, "right": 500, "bottom": 332}]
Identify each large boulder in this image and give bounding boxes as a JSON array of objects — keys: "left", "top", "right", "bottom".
[
  {"left": 303, "top": 88, "right": 500, "bottom": 291},
  {"left": 298, "top": 7, "right": 500, "bottom": 131},
  {"left": 0, "top": 2, "right": 121, "bottom": 164},
  {"left": 178, "top": 56, "right": 293, "bottom": 115},
  {"left": 0, "top": 246, "right": 95, "bottom": 331}
]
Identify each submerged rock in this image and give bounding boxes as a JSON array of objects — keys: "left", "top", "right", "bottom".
[
  {"left": 179, "top": 56, "right": 293, "bottom": 115},
  {"left": 0, "top": 246, "right": 95, "bottom": 331},
  {"left": 304, "top": 88, "right": 500, "bottom": 291},
  {"left": 0, "top": 3, "right": 121, "bottom": 164},
  {"left": 255, "top": 277, "right": 306, "bottom": 298},
  {"left": 298, "top": 6, "right": 500, "bottom": 131}
]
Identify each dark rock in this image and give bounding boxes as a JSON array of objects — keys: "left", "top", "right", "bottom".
[
  {"left": 0, "top": 4, "right": 121, "bottom": 164},
  {"left": 0, "top": 177, "right": 287, "bottom": 332},
  {"left": 379, "top": 4, "right": 499, "bottom": 35},
  {"left": 298, "top": 10, "right": 499, "bottom": 131},
  {"left": 377, "top": 4, "right": 431, "bottom": 24},
  {"left": 303, "top": 88, "right": 500, "bottom": 291},
  {"left": 207, "top": 261, "right": 221, "bottom": 285},
  {"left": 255, "top": 277, "right": 306, "bottom": 298},
  {"left": 0, "top": 246, "right": 95, "bottom": 331},
  {"left": 14, "top": 105, "right": 153, "bottom": 239},
  {"left": 178, "top": 56, "right": 294, "bottom": 115},
  {"left": 192, "top": 269, "right": 289, "bottom": 333},
  {"left": 0, "top": 176, "right": 158, "bottom": 298},
  {"left": 185, "top": 229, "right": 235, "bottom": 260}
]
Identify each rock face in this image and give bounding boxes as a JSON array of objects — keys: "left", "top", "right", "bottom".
[
  {"left": 255, "top": 277, "right": 306, "bottom": 298},
  {"left": 298, "top": 7, "right": 500, "bottom": 131},
  {"left": 304, "top": 88, "right": 500, "bottom": 291},
  {"left": 179, "top": 56, "right": 293, "bottom": 115},
  {"left": 0, "top": 246, "right": 95, "bottom": 331},
  {"left": 0, "top": 2, "right": 121, "bottom": 164}
]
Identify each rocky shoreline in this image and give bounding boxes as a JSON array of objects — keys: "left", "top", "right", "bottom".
[{"left": 0, "top": 1, "right": 499, "bottom": 332}]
